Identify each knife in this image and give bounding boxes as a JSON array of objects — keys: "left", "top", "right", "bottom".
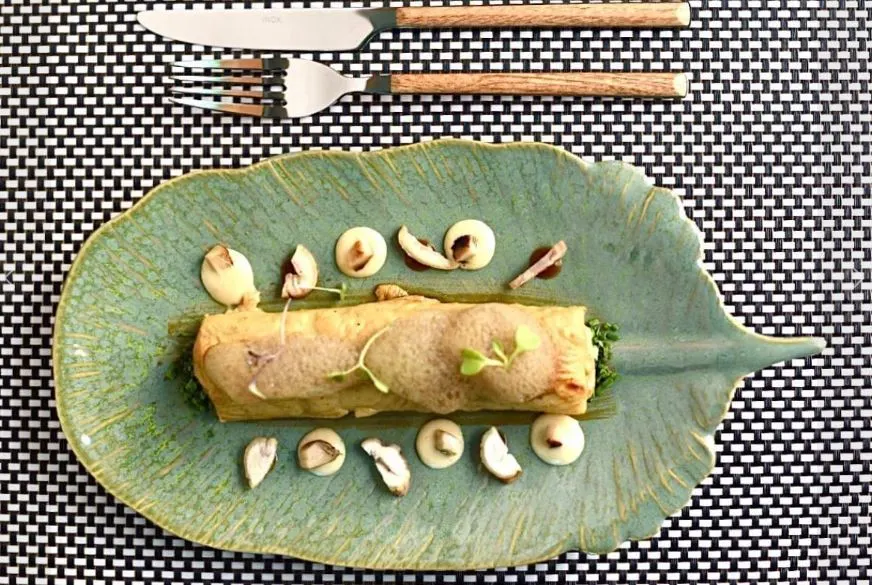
[{"left": 137, "top": 3, "right": 691, "bottom": 51}]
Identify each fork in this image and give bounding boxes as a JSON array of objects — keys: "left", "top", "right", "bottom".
[{"left": 170, "top": 58, "right": 688, "bottom": 119}]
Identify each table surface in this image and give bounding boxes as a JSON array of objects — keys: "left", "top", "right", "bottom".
[{"left": 1, "top": 1, "right": 870, "bottom": 584}]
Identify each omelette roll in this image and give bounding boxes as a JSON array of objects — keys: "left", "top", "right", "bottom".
[{"left": 193, "top": 296, "right": 598, "bottom": 422}]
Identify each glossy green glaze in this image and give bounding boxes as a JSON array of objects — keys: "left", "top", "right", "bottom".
[{"left": 53, "top": 141, "right": 824, "bottom": 569}]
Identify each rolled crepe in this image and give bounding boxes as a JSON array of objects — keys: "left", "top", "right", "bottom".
[{"left": 193, "top": 295, "right": 598, "bottom": 422}]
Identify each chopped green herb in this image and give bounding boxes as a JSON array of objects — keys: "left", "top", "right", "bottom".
[
  {"left": 327, "top": 326, "right": 391, "bottom": 393},
  {"left": 143, "top": 403, "right": 158, "bottom": 436},
  {"left": 169, "top": 345, "right": 210, "bottom": 412},
  {"left": 460, "top": 325, "right": 541, "bottom": 376},
  {"left": 587, "top": 318, "right": 620, "bottom": 394}
]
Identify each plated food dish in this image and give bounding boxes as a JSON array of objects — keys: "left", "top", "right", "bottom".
[{"left": 53, "top": 140, "right": 824, "bottom": 569}]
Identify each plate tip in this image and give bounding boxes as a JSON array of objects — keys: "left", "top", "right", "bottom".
[{"left": 750, "top": 334, "right": 827, "bottom": 372}]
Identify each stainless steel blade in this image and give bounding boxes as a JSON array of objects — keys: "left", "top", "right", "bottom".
[{"left": 137, "top": 8, "right": 395, "bottom": 51}]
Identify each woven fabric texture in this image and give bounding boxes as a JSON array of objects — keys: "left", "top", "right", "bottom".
[{"left": 0, "top": 1, "right": 869, "bottom": 583}]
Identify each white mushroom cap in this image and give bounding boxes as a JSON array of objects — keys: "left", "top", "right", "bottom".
[
  {"left": 201, "top": 245, "right": 257, "bottom": 306},
  {"left": 335, "top": 227, "right": 387, "bottom": 278},
  {"left": 282, "top": 244, "right": 319, "bottom": 299},
  {"left": 297, "top": 428, "right": 345, "bottom": 476},
  {"left": 361, "top": 437, "right": 411, "bottom": 496},
  {"left": 443, "top": 219, "right": 496, "bottom": 270},
  {"left": 415, "top": 419, "right": 464, "bottom": 469},
  {"left": 398, "top": 226, "right": 458, "bottom": 270},
  {"left": 243, "top": 436, "right": 278, "bottom": 489},
  {"left": 530, "top": 414, "right": 585, "bottom": 466},
  {"left": 480, "top": 427, "right": 522, "bottom": 483}
]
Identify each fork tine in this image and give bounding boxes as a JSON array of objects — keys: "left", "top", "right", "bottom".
[
  {"left": 170, "top": 97, "right": 288, "bottom": 120},
  {"left": 173, "top": 58, "right": 289, "bottom": 71},
  {"left": 172, "top": 74, "right": 282, "bottom": 86},
  {"left": 170, "top": 86, "right": 285, "bottom": 100}
]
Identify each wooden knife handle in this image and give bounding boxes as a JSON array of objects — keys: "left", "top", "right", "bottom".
[
  {"left": 395, "top": 3, "right": 691, "bottom": 29},
  {"left": 390, "top": 73, "right": 688, "bottom": 98}
]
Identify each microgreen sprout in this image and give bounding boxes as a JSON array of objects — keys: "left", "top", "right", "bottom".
[
  {"left": 309, "top": 282, "right": 347, "bottom": 300},
  {"left": 245, "top": 297, "right": 294, "bottom": 399},
  {"left": 460, "top": 325, "right": 541, "bottom": 376},
  {"left": 327, "top": 327, "right": 390, "bottom": 393}
]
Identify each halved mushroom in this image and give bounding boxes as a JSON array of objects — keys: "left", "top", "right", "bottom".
[
  {"left": 415, "top": 419, "right": 464, "bottom": 469},
  {"left": 335, "top": 227, "right": 387, "bottom": 278},
  {"left": 361, "top": 437, "right": 411, "bottom": 496},
  {"left": 201, "top": 244, "right": 257, "bottom": 306},
  {"left": 444, "top": 219, "right": 496, "bottom": 270},
  {"left": 480, "top": 426, "right": 522, "bottom": 483},
  {"left": 398, "top": 226, "right": 458, "bottom": 271},
  {"left": 530, "top": 414, "right": 585, "bottom": 466},
  {"left": 243, "top": 436, "right": 278, "bottom": 489},
  {"left": 282, "top": 244, "right": 319, "bottom": 299},
  {"left": 297, "top": 428, "right": 346, "bottom": 476}
]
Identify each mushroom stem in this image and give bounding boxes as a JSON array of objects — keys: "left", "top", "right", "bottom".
[{"left": 508, "top": 240, "right": 567, "bottom": 289}]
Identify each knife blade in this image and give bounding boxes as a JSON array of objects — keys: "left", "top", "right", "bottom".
[{"left": 137, "top": 4, "right": 690, "bottom": 51}]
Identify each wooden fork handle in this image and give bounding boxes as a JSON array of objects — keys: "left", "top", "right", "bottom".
[
  {"left": 390, "top": 73, "right": 688, "bottom": 98},
  {"left": 395, "top": 3, "right": 691, "bottom": 29}
]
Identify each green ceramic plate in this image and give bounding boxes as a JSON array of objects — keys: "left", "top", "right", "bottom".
[{"left": 54, "top": 140, "right": 824, "bottom": 569}]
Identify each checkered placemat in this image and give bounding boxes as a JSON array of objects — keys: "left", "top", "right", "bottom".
[{"left": 1, "top": 0, "right": 869, "bottom": 583}]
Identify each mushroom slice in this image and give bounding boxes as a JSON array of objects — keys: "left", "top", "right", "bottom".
[
  {"left": 444, "top": 219, "right": 497, "bottom": 270},
  {"left": 416, "top": 419, "right": 464, "bottom": 469},
  {"left": 361, "top": 437, "right": 411, "bottom": 496},
  {"left": 508, "top": 240, "right": 567, "bottom": 289},
  {"left": 243, "top": 436, "right": 278, "bottom": 489},
  {"left": 398, "top": 226, "right": 458, "bottom": 271},
  {"left": 434, "top": 429, "right": 462, "bottom": 456},
  {"left": 297, "top": 428, "right": 346, "bottom": 476},
  {"left": 335, "top": 227, "right": 387, "bottom": 278},
  {"left": 299, "top": 440, "right": 339, "bottom": 469},
  {"left": 480, "top": 427, "right": 522, "bottom": 483},
  {"left": 282, "top": 244, "right": 319, "bottom": 299},
  {"left": 201, "top": 244, "right": 257, "bottom": 306}
]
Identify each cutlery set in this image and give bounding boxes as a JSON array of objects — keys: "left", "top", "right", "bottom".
[{"left": 138, "top": 2, "right": 691, "bottom": 119}]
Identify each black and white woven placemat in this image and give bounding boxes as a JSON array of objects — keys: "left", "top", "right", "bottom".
[{"left": 1, "top": 0, "right": 870, "bottom": 583}]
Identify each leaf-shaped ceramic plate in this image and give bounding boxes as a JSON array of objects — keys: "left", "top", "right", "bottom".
[{"left": 54, "top": 140, "right": 824, "bottom": 569}]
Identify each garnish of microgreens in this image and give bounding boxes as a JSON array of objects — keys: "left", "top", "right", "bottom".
[
  {"left": 587, "top": 318, "right": 620, "bottom": 395},
  {"left": 460, "top": 325, "right": 541, "bottom": 376},
  {"left": 326, "top": 327, "right": 390, "bottom": 393}
]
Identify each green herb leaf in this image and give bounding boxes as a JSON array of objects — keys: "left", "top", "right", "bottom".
[
  {"left": 460, "top": 356, "right": 488, "bottom": 376},
  {"left": 327, "top": 372, "right": 346, "bottom": 382},
  {"left": 514, "top": 325, "right": 541, "bottom": 352},
  {"left": 462, "top": 348, "right": 488, "bottom": 361}
]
